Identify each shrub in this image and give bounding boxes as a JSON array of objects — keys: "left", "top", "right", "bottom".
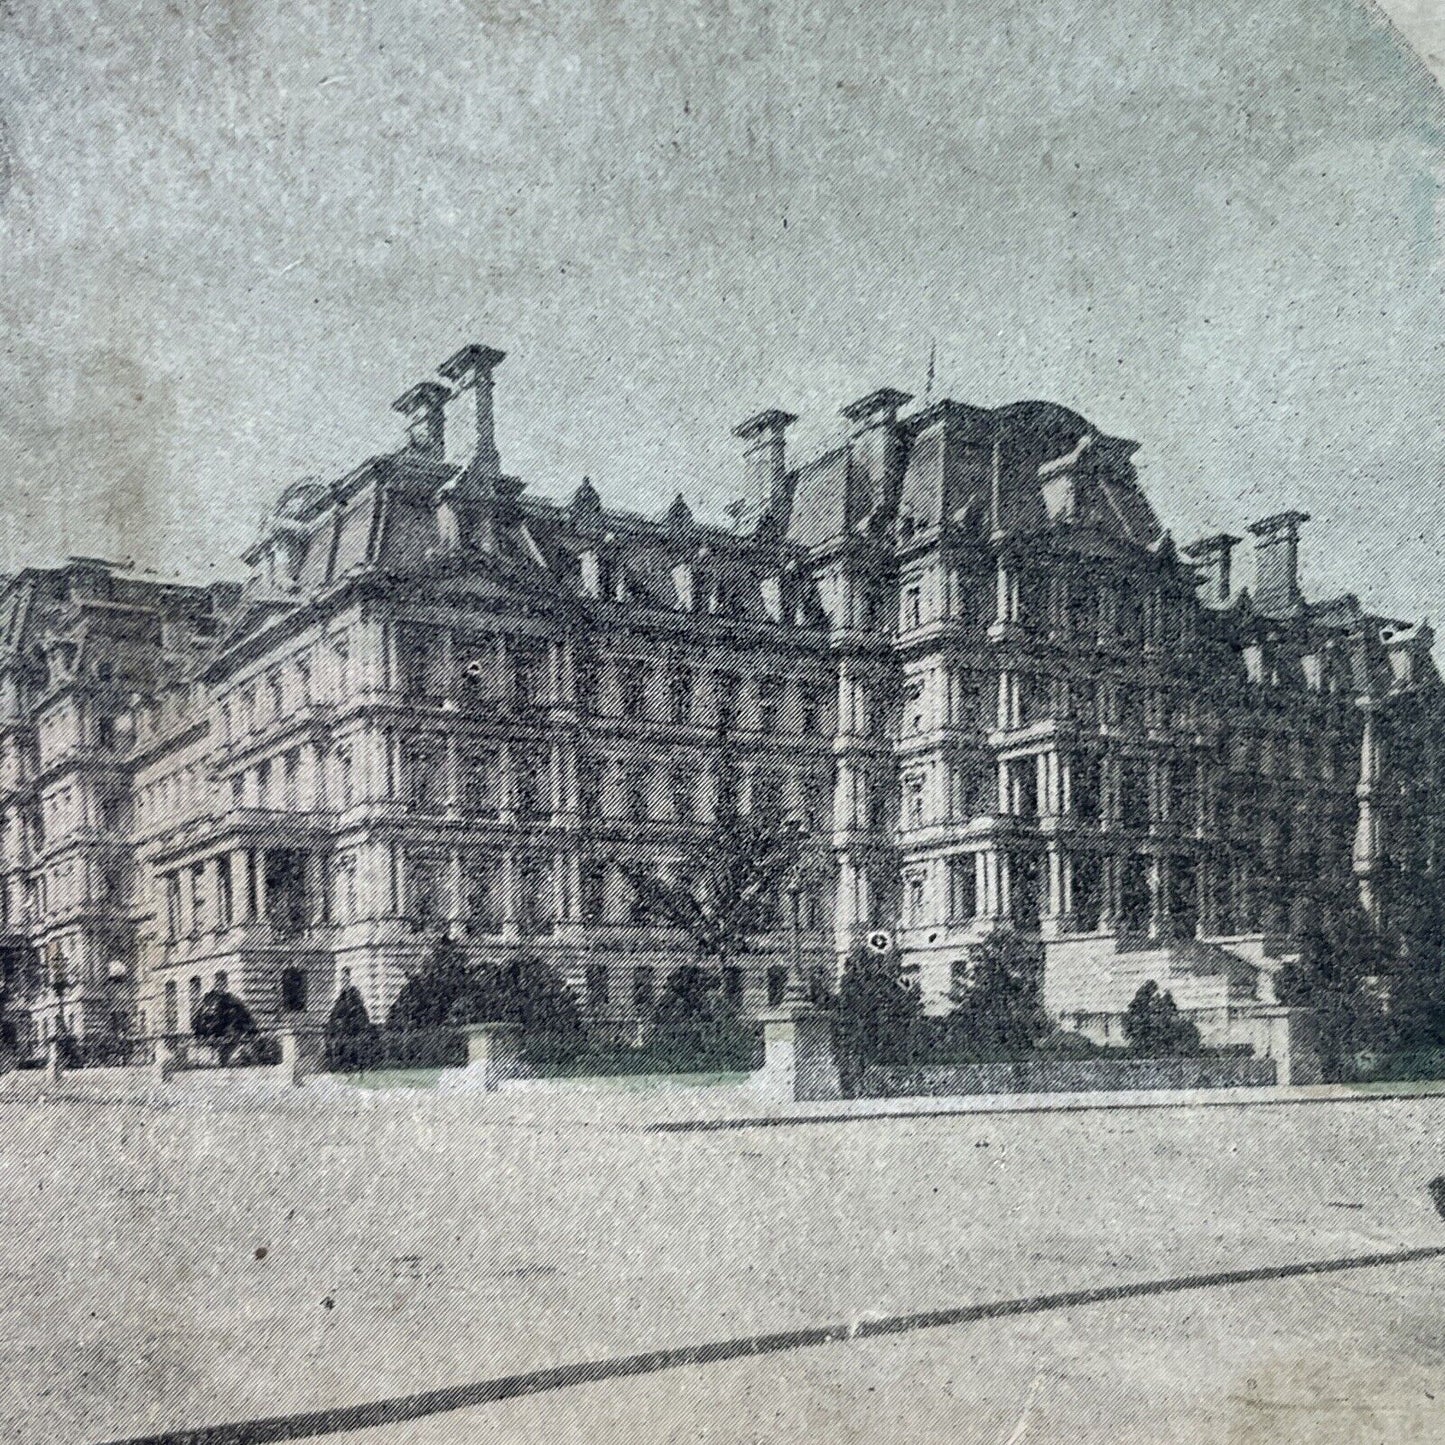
[
  {"left": 1121, "top": 981, "right": 1202, "bottom": 1057},
  {"left": 325, "top": 984, "right": 379, "bottom": 1073},
  {"left": 947, "top": 929, "right": 1050, "bottom": 1058},
  {"left": 388, "top": 935, "right": 472, "bottom": 1030},
  {"left": 378, "top": 1026, "right": 467, "bottom": 1069},
  {"left": 834, "top": 944, "right": 922, "bottom": 1088},
  {"left": 384, "top": 946, "right": 585, "bottom": 1069},
  {"left": 191, "top": 988, "right": 257, "bottom": 1064}
]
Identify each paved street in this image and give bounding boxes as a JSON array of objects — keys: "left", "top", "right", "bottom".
[{"left": 3, "top": 1081, "right": 1444, "bottom": 1443}]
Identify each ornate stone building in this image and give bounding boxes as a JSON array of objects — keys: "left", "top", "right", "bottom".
[{"left": 2, "top": 342, "right": 1441, "bottom": 1053}]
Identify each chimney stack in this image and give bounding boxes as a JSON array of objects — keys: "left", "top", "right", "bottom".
[
  {"left": 1183, "top": 532, "right": 1242, "bottom": 607},
  {"left": 1248, "top": 511, "right": 1309, "bottom": 617},
  {"left": 841, "top": 387, "right": 912, "bottom": 522},
  {"left": 438, "top": 343, "right": 507, "bottom": 482},
  {"left": 392, "top": 381, "right": 453, "bottom": 461},
  {"left": 732, "top": 408, "right": 797, "bottom": 518}
]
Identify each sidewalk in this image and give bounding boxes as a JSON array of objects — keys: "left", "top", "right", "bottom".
[{"left": 645, "top": 1078, "right": 1445, "bottom": 1131}]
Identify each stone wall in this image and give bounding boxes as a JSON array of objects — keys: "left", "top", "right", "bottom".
[{"left": 860, "top": 1054, "right": 1277, "bottom": 1098}]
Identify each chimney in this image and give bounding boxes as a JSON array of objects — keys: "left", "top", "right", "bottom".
[
  {"left": 841, "top": 387, "right": 912, "bottom": 523},
  {"left": 392, "top": 381, "right": 453, "bottom": 461},
  {"left": 438, "top": 343, "right": 507, "bottom": 482},
  {"left": 1183, "top": 532, "right": 1242, "bottom": 607},
  {"left": 732, "top": 408, "right": 798, "bottom": 513},
  {"left": 1248, "top": 511, "right": 1309, "bottom": 617}
]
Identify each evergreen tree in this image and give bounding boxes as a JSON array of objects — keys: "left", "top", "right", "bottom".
[
  {"left": 388, "top": 934, "right": 472, "bottom": 1030},
  {"left": 1121, "top": 980, "right": 1202, "bottom": 1056},
  {"left": 462, "top": 956, "right": 584, "bottom": 1067},
  {"left": 1276, "top": 902, "right": 1389, "bottom": 1077},
  {"left": 325, "top": 984, "right": 378, "bottom": 1073},
  {"left": 948, "top": 928, "right": 1049, "bottom": 1057},
  {"left": 834, "top": 943, "right": 921, "bottom": 1085}
]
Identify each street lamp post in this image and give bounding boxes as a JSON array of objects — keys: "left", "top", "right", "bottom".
[{"left": 784, "top": 876, "right": 808, "bottom": 1006}]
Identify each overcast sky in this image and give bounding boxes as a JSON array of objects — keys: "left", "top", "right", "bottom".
[{"left": 2, "top": 0, "right": 1445, "bottom": 623}]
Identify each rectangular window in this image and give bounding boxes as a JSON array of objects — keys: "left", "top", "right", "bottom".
[
  {"left": 669, "top": 667, "right": 694, "bottom": 726},
  {"left": 334, "top": 745, "right": 353, "bottom": 809},
  {"left": 632, "top": 965, "right": 654, "bottom": 1012},
  {"left": 163, "top": 980, "right": 178, "bottom": 1033},
  {"left": 950, "top": 959, "right": 970, "bottom": 1001},
  {"left": 586, "top": 964, "right": 610, "bottom": 1010},
  {"left": 165, "top": 873, "right": 182, "bottom": 939},
  {"left": 573, "top": 647, "right": 597, "bottom": 718},
  {"left": 723, "top": 966, "right": 744, "bottom": 1005},
  {"left": 1120, "top": 854, "right": 1151, "bottom": 932},
  {"left": 578, "top": 755, "right": 603, "bottom": 820},
  {"left": 906, "top": 681, "right": 926, "bottom": 735},
  {"left": 625, "top": 765, "right": 650, "bottom": 823},
  {"left": 905, "top": 774, "right": 926, "bottom": 829},
  {"left": 406, "top": 858, "right": 440, "bottom": 933},
  {"left": 715, "top": 673, "right": 741, "bottom": 732},
  {"left": 217, "top": 857, "right": 233, "bottom": 929},
  {"left": 1073, "top": 852, "right": 1102, "bottom": 931},
  {"left": 515, "top": 749, "right": 550, "bottom": 821},
  {"left": 904, "top": 585, "right": 922, "bottom": 631},
  {"left": 513, "top": 642, "right": 547, "bottom": 714},
  {"left": 1119, "top": 761, "right": 1149, "bottom": 828},
  {"left": 948, "top": 855, "right": 977, "bottom": 923},
  {"left": 620, "top": 663, "right": 651, "bottom": 720},
  {"left": 800, "top": 775, "right": 827, "bottom": 834},
  {"left": 906, "top": 873, "right": 926, "bottom": 924},
  {"left": 398, "top": 624, "right": 447, "bottom": 700},
  {"left": 518, "top": 857, "right": 554, "bottom": 936},
  {"left": 757, "top": 679, "right": 781, "bottom": 735},
  {"left": 281, "top": 967, "right": 309, "bottom": 1012},
  {"left": 1073, "top": 754, "right": 1101, "bottom": 820},
  {"left": 404, "top": 738, "right": 442, "bottom": 812},
  {"left": 714, "top": 764, "right": 739, "bottom": 818},
  {"left": 670, "top": 767, "right": 695, "bottom": 823},
  {"left": 800, "top": 684, "right": 825, "bottom": 736},
  {"left": 766, "top": 966, "right": 788, "bottom": 1007},
  {"left": 463, "top": 749, "right": 500, "bottom": 818},
  {"left": 581, "top": 861, "right": 608, "bottom": 924},
  {"left": 465, "top": 859, "right": 499, "bottom": 935}
]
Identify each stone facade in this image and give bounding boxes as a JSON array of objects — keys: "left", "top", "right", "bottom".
[{"left": 2, "top": 343, "right": 1441, "bottom": 1052}]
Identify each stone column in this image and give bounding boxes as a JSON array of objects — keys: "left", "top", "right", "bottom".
[
  {"left": 444, "top": 734, "right": 460, "bottom": 820},
  {"left": 1100, "top": 854, "right": 1121, "bottom": 930},
  {"left": 501, "top": 852, "right": 520, "bottom": 942},
  {"left": 446, "top": 849, "right": 464, "bottom": 930},
  {"left": 1148, "top": 854, "right": 1168, "bottom": 939},
  {"left": 1042, "top": 845, "right": 1069, "bottom": 936},
  {"left": 997, "top": 851, "right": 1013, "bottom": 922}
]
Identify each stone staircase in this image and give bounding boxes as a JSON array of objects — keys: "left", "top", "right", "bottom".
[{"left": 1042, "top": 931, "right": 1299, "bottom": 1049}]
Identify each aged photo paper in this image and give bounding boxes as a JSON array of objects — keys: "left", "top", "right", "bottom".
[{"left": 3, "top": 1, "right": 1445, "bottom": 1441}]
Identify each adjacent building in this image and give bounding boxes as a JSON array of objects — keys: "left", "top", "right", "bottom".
[{"left": 2, "top": 343, "right": 1441, "bottom": 1055}]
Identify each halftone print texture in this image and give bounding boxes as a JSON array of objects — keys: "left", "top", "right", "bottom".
[{"left": 2, "top": 2, "right": 1445, "bottom": 1441}]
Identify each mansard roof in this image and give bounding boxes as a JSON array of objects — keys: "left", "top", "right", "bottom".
[{"left": 890, "top": 396, "right": 1159, "bottom": 549}]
